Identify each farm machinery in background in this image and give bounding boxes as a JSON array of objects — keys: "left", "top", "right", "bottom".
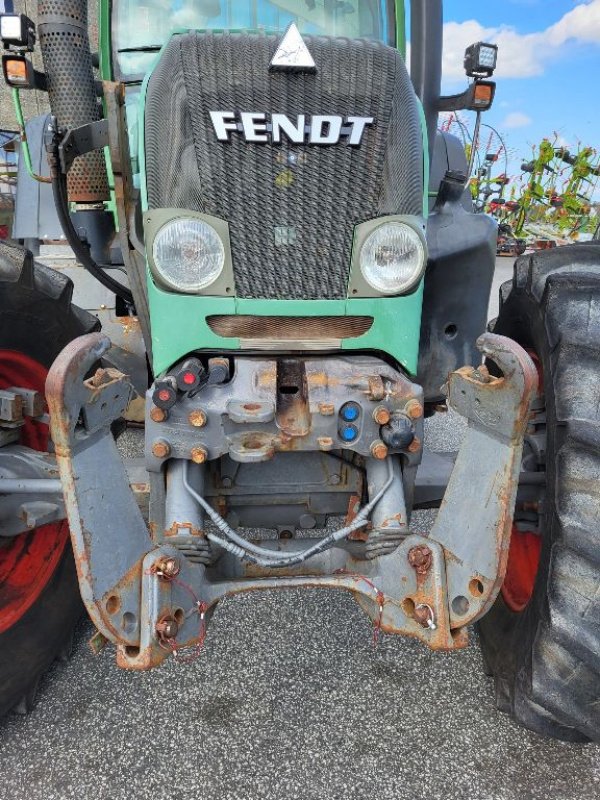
[{"left": 442, "top": 114, "right": 600, "bottom": 253}]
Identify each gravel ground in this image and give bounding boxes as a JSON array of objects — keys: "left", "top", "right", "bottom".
[{"left": 1, "top": 404, "right": 598, "bottom": 800}]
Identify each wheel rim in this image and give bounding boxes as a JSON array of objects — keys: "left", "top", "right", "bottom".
[
  {"left": 0, "top": 350, "right": 69, "bottom": 635},
  {"left": 501, "top": 525, "right": 542, "bottom": 613},
  {"left": 501, "top": 351, "right": 544, "bottom": 613}
]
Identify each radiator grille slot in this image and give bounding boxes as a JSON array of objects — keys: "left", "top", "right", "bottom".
[{"left": 207, "top": 315, "right": 373, "bottom": 342}]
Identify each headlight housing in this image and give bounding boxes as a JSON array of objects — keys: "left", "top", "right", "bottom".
[
  {"left": 151, "top": 217, "right": 225, "bottom": 292},
  {"left": 358, "top": 220, "right": 426, "bottom": 296}
]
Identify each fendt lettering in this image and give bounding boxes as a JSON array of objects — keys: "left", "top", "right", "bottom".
[{"left": 209, "top": 111, "right": 375, "bottom": 145}]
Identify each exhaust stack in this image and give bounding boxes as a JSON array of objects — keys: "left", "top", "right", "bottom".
[{"left": 37, "top": 0, "right": 109, "bottom": 203}]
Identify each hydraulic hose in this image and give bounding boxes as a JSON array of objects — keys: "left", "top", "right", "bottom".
[
  {"left": 182, "top": 460, "right": 394, "bottom": 568},
  {"left": 51, "top": 165, "right": 134, "bottom": 305}
]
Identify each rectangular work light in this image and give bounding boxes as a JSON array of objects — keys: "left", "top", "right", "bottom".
[
  {"left": 464, "top": 42, "right": 498, "bottom": 78},
  {"left": 0, "top": 13, "right": 35, "bottom": 50}
]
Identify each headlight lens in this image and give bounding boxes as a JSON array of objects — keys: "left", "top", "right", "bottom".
[
  {"left": 152, "top": 218, "right": 225, "bottom": 292},
  {"left": 359, "top": 222, "right": 426, "bottom": 295}
]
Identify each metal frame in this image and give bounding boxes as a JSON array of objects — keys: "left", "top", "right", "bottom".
[{"left": 45, "top": 331, "right": 537, "bottom": 670}]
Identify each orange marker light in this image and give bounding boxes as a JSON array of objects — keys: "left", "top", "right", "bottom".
[
  {"left": 4, "top": 57, "right": 28, "bottom": 86},
  {"left": 473, "top": 83, "right": 494, "bottom": 109}
]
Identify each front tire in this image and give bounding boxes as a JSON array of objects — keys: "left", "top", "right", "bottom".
[
  {"left": 479, "top": 243, "right": 600, "bottom": 743},
  {"left": 0, "top": 242, "right": 99, "bottom": 717}
]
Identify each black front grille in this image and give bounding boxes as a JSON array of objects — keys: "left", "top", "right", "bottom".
[{"left": 144, "top": 32, "right": 423, "bottom": 300}]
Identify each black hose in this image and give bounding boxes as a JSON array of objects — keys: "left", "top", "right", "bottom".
[{"left": 51, "top": 168, "right": 134, "bottom": 305}]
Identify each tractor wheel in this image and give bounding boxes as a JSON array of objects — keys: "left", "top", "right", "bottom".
[
  {"left": 479, "top": 243, "right": 600, "bottom": 743},
  {"left": 0, "top": 242, "right": 99, "bottom": 717}
]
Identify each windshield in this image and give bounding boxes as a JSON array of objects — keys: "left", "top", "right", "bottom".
[{"left": 114, "top": 0, "right": 396, "bottom": 79}]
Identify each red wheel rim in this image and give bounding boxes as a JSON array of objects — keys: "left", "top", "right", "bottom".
[
  {"left": 501, "top": 351, "right": 543, "bottom": 613},
  {"left": 501, "top": 524, "right": 542, "bottom": 612},
  {"left": 0, "top": 350, "right": 69, "bottom": 635}
]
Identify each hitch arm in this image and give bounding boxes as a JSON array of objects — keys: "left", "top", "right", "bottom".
[
  {"left": 430, "top": 333, "right": 538, "bottom": 627},
  {"left": 46, "top": 333, "right": 153, "bottom": 646}
]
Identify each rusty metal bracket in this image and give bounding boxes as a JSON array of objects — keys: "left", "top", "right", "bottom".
[
  {"left": 46, "top": 333, "right": 153, "bottom": 646},
  {"left": 429, "top": 333, "right": 538, "bottom": 628},
  {"left": 45, "top": 331, "right": 535, "bottom": 669}
]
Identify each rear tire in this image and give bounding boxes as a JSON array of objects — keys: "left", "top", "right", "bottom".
[
  {"left": 479, "top": 243, "right": 600, "bottom": 743},
  {"left": 0, "top": 242, "right": 99, "bottom": 717}
]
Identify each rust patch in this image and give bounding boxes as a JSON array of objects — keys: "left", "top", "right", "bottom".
[
  {"left": 189, "top": 409, "right": 207, "bottom": 428},
  {"left": 164, "top": 522, "right": 205, "bottom": 538}
]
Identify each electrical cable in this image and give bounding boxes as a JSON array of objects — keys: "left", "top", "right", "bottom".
[
  {"left": 182, "top": 459, "right": 394, "bottom": 568},
  {"left": 51, "top": 165, "right": 134, "bottom": 304}
]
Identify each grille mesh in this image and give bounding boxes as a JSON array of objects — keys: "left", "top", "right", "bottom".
[
  {"left": 207, "top": 315, "right": 373, "bottom": 341},
  {"left": 145, "top": 32, "right": 423, "bottom": 300}
]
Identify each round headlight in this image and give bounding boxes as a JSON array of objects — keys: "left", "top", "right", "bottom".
[
  {"left": 359, "top": 222, "right": 426, "bottom": 295},
  {"left": 151, "top": 218, "right": 225, "bottom": 292}
]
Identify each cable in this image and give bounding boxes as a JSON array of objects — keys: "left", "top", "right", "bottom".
[
  {"left": 51, "top": 166, "right": 134, "bottom": 304},
  {"left": 182, "top": 459, "right": 394, "bottom": 569}
]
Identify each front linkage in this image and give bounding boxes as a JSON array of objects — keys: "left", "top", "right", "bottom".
[{"left": 46, "top": 333, "right": 536, "bottom": 669}]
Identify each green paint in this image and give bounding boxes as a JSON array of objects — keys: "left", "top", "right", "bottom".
[
  {"left": 98, "top": 0, "right": 113, "bottom": 81},
  {"left": 395, "top": 1, "right": 406, "bottom": 58},
  {"left": 149, "top": 283, "right": 424, "bottom": 377},
  {"left": 102, "top": 3, "right": 426, "bottom": 377}
]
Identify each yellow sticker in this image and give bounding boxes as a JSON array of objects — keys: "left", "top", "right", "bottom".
[{"left": 275, "top": 169, "right": 295, "bottom": 189}]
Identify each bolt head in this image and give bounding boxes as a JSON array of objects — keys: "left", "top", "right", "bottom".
[
  {"left": 408, "top": 545, "right": 433, "bottom": 574},
  {"left": 156, "top": 557, "right": 180, "bottom": 579},
  {"left": 150, "top": 406, "right": 167, "bottom": 423},
  {"left": 152, "top": 439, "right": 171, "bottom": 459},
  {"left": 370, "top": 440, "right": 389, "bottom": 460},
  {"left": 373, "top": 406, "right": 391, "bottom": 425},
  {"left": 318, "top": 402, "right": 335, "bottom": 416},
  {"left": 405, "top": 400, "right": 424, "bottom": 420},
  {"left": 191, "top": 446, "right": 208, "bottom": 464},
  {"left": 408, "top": 437, "right": 421, "bottom": 453},
  {"left": 317, "top": 436, "right": 334, "bottom": 451},
  {"left": 189, "top": 409, "right": 207, "bottom": 428},
  {"left": 156, "top": 616, "right": 178, "bottom": 639}
]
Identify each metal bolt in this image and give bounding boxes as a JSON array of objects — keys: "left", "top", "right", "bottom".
[
  {"left": 405, "top": 399, "right": 423, "bottom": 420},
  {"left": 408, "top": 545, "right": 433, "bottom": 575},
  {"left": 370, "top": 440, "right": 389, "bottom": 460},
  {"left": 190, "top": 446, "right": 208, "bottom": 464},
  {"left": 408, "top": 437, "right": 421, "bottom": 453},
  {"left": 318, "top": 402, "right": 335, "bottom": 416},
  {"left": 221, "top": 476, "right": 233, "bottom": 488},
  {"left": 155, "top": 556, "right": 180, "bottom": 580},
  {"left": 189, "top": 409, "right": 207, "bottom": 428},
  {"left": 368, "top": 375, "right": 385, "bottom": 401},
  {"left": 152, "top": 439, "right": 171, "bottom": 459},
  {"left": 414, "top": 603, "right": 437, "bottom": 630},
  {"left": 150, "top": 406, "right": 167, "bottom": 423},
  {"left": 329, "top": 473, "right": 342, "bottom": 486},
  {"left": 155, "top": 616, "right": 179, "bottom": 640},
  {"left": 317, "top": 436, "right": 334, "bottom": 451},
  {"left": 373, "top": 406, "right": 391, "bottom": 425}
]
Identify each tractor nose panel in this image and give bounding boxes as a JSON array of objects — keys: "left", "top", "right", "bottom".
[{"left": 143, "top": 31, "right": 423, "bottom": 300}]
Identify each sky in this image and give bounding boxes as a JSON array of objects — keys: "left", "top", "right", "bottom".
[{"left": 440, "top": 0, "right": 600, "bottom": 185}]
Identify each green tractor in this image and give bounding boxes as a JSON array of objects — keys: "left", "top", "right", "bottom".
[{"left": 0, "top": 1, "right": 598, "bottom": 742}]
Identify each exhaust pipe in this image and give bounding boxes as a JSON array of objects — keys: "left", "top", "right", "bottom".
[{"left": 37, "top": 0, "right": 109, "bottom": 204}]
